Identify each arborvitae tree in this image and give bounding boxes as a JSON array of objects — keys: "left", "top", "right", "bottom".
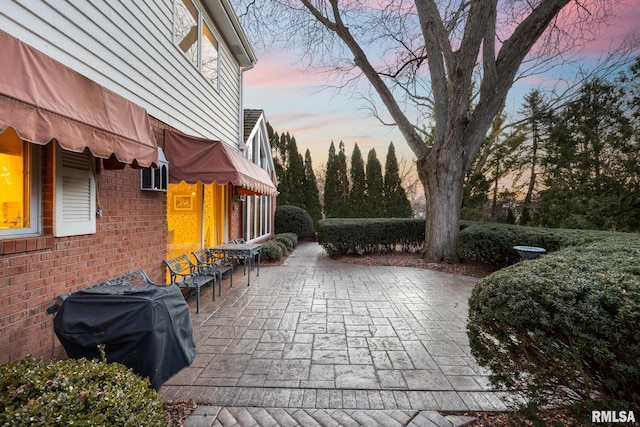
[
  {"left": 348, "top": 144, "right": 366, "bottom": 217},
  {"left": 365, "top": 149, "right": 384, "bottom": 217},
  {"left": 303, "top": 149, "right": 323, "bottom": 225},
  {"left": 323, "top": 141, "right": 339, "bottom": 218},
  {"left": 333, "top": 141, "right": 350, "bottom": 217},
  {"left": 383, "top": 142, "right": 412, "bottom": 218},
  {"left": 286, "top": 135, "right": 306, "bottom": 208},
  {"left": 268, "top": 125, "right": 288, "bottom": 205}
]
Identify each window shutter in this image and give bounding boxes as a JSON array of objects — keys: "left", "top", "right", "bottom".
[{"left": 55, "top": 147, "right": 96, "bottom": 237}]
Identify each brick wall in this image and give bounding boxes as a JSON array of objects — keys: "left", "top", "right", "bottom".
[{"left": 0, "top": 126, "right": 167, "bottom": 363}]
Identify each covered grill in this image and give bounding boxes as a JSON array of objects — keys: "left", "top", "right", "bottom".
[{"left": 54, "top": 276, "right": 196, "bottom": 390}]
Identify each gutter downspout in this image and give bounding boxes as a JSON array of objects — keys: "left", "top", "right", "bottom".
[{"left": 238, "top": 63, "right": 255, "bottom": 154}]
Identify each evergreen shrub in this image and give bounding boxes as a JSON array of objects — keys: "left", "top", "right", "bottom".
[
  {"left": 458, "top": 221, "right": 602, "bottom": 266},
  {"left": 261, "top": 241, "right": 284, "bottom": 261},
  {"left": 468, "top": 234, "right": 640, "bottom": 414},
  {"left": 280, "top": 232, "right": 299, "bottom": 246},
  {"left": 318, "top": 218, "right": 424, "bottom": 256},
  {"left": 275, "top": 205, "right": 315, "bottom": 240},
  {"left": 0, "top": 356, "right": 169, "bottom": 427},
  {"left": 273, "top": 234, "right": 295, "bottom": 250}
]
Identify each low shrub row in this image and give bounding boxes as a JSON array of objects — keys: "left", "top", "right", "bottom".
[
  {"left": 468, "top": 233, "right": 640, "bottom": 416},
  {"left": 0, "top": 356, "right": 169, "bottom": 426},
  {"left": 458, "top": 221, "right": 607, "bottom": 266},
  {"left": 317, "top": 218, "right": 425, "bottom": 256},
  {"left": 261, "top": 232, "right": 300, "bottom": 261}
]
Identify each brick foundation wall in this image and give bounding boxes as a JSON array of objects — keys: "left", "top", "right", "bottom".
[{"left": 0, "top": 126, "right": 167, "bottom": 363}]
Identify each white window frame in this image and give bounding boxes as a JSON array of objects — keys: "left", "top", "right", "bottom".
[
  {"left": 0, "top": 143, "right": 41, "bottom": 237},
  {"left": 54, "top": 145, "right": 96, "bottom": 237},
  {"left": 174, "top": 0, "right": 220, "bottom": 90},
  {"left": 244, "top": 194, "right": 271, "bottom": 242}
]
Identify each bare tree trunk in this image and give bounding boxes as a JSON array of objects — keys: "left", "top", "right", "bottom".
[
  {"left": 419, "top": 140, "right": 466, "bottom": 262},
  {"left": 524, "top": 123, "right": 538, "bottom": 205}
]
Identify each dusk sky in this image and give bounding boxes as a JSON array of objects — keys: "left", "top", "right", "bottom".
[{"left": 242, "top": 2, "right": 640, "bottom": 169}]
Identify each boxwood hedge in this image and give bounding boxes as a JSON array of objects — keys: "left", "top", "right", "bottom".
[
  {"left": 468, "top": 234, "right": 640, "bottom": 413},
  {"left": 317, "top": 218, "right": 425, "bottom": 256},
  {"left": 0, "top": 356, "right": 169, "bottom": 426},
  {"left": 458, "top": 221, "right": 606, "bottom": 266},
  {"left": 275, "top": 205, "right": 315, "bottom": 240}
]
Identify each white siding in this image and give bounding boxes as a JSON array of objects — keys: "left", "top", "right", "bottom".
[{"left": 0, "top": 0, "right": 245, "bottom": 147}]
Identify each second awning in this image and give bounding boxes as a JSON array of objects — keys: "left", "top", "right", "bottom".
[{"left": 164, "top": 129, "right": 277, "bottom": 196}]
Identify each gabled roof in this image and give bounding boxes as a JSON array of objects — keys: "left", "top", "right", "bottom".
[{"left": 244, "top": 109, "right": 263, "bottom": 142}]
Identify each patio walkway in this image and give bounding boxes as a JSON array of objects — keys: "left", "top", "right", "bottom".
[{"left": 160, "top": 242, "right": 510, "bottom": 426}]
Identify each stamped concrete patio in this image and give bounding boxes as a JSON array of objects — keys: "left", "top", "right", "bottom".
[{"left": 160, "top": 242, "right": 510, "bottom": 426}]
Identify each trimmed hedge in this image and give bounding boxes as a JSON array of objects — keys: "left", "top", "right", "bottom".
[
  {"left": 261, "top": 233, "right": 301, "bottom": 262},
  {"left": 275, "top": 205, "right": 315, "bottom": 240},
  {"left": 0, "top": 356, "right": 169, "bottom": 426},
  {"left": 458, "top": 221, "right": 605, "bottom": 266},
  {"left": 261, "top": 241, "right": 284, "bottom": 261},
  {"left": 273, "top": 234, "right": 295, "bottom": 250},
  {"left": 317, "top": 218, "right": 425, "bottom": 256},
  {"left": 468, "top": 234, "right": 640, "bottom": 414}
]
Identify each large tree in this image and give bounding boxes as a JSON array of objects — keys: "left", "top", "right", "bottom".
[
  {"left": 236, "top": 0, "right": 615, "bottom": 261},
  {"left": 537, "top": 77, "right": 637, "bottom": 230}
]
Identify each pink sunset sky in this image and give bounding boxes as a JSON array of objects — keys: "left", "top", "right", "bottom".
[{"left": 242, "top": 2, "right": 640, "bottom": 168}]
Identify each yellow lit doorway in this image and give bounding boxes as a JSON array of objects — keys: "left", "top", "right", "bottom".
[
  {"left": 166, "top": 182, "right": 228, "bottom": 261},
  {"left": 203, "top": 183, "right": 227, "bottom": 248}
]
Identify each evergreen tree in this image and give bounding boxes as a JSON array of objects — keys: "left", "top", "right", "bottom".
[
  {"left": 383, "top": 143, "right": 412, "bottom": 217},
  {"left": 323, "top": 141, "right": 339, "bottom": 217},
  {"left": 303, "top": 149, "right": 323, "bottom": 225},
  {"left": 268, "top": 126, "right": 289, "bottom": 205},
  {"left": 515, "top": 89, "right": 552, "bottom": 220},
  {"left": 286, "top": 135, "right": 306, "bottom": 208},
  {"left": 537, "top": 77, "right": 636, "bottom": 230},
  {"left": 365, "top": 148, "right": 384, "bottom": 217},
  {"left": 348, "top": 144, "right": 366, "bottom": 217},
  {"left": 333, "top": 141, "right": 350, "bottom": 217}
]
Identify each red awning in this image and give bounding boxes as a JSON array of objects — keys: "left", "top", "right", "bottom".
[
  {"left": 164, "top": 129, "right": 277, "bottom": 196},
  {"left": 0, "top": 30, "right": 158, "bottom": 169}
]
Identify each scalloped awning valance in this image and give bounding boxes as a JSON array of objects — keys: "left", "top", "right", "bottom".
[
  {"left": 0, "top": 30, "right": 158, "bottom": 169},
  {"left": 164, "top": 128, "right": 276, "bottom": 196}
]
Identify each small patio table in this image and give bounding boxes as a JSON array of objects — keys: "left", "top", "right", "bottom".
[{"left": 210, "top": 243, "right": 261, "bottom": 286}]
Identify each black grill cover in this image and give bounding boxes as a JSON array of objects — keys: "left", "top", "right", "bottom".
[{"left": 54, "top": 282, "right": 196, "bottom": 390}]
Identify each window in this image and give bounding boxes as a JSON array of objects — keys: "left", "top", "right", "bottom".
[
  {"left": 0, "top": 128, "right": 40, "bottom": 237},
  {"left": 174, "top": 0, "right": 220, "bottom": 88},
  {"left": 245, "top": 194, "right": 271, "bottom": 241},
  {"left": 201, "top": 23, "right": 219, "bottom": 87}
]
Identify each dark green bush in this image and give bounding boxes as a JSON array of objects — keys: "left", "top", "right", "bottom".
[
  {"left": 280, "top": 232, "right": 299, "bottom": 246},
  {"left": 273, "top": 234, "right": 295, "bottom": 250},
  {"left": 458, "top": 221, "right": 603, "bottom": 266},
  {"left": 318, "top": 218, "right": 425, "bottom": 256},
  {"left": 468, "top": 234, "right": 640, "bottom": 413},
  {"left": 275, "top": 205, "right": 315, "bottom": 240},
  {"left": 261, "top": 241, "right": 284, "bottom": 261},
  {"left": 0, "top": 356, "right": 169, "bottom": 426}
]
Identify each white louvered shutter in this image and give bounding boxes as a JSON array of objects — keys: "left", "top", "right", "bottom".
[{"left": 54, "top": 146, "right": 96, "bottom": 237}]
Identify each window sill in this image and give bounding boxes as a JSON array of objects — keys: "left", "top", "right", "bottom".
[{"left": 1, "top": 235, "right": 55, "bottom": 255}]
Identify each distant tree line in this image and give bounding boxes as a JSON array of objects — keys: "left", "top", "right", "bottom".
[
  {"left": 268, "top": 123, "right": 413, "bottom": 224},
  {"left": 463, "top": 56, "right": 640, "bottom": 232}
]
